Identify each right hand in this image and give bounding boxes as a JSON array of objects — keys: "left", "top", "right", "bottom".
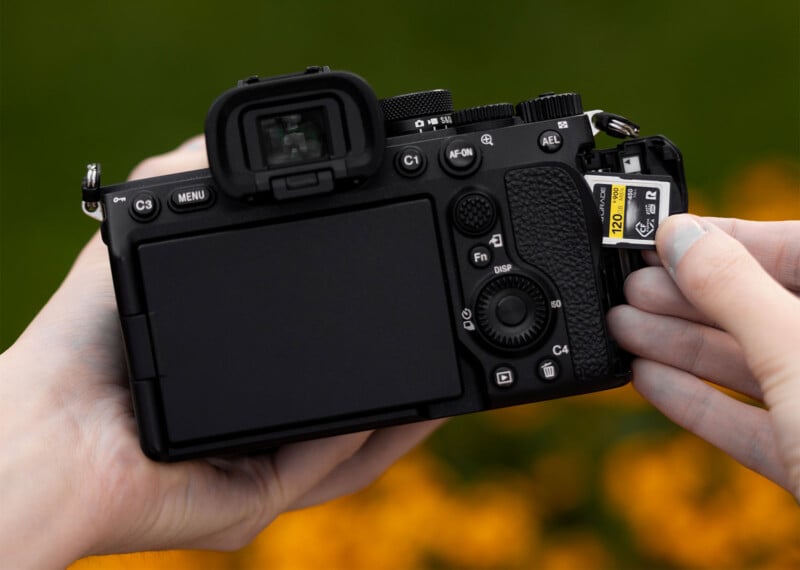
[{"left": 608, "top": 215, "right": 800, "bottom": 499}]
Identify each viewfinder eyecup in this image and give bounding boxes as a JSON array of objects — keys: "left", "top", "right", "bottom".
[{"left": 205, "top": 69, "right": 385, "bottom": 201}]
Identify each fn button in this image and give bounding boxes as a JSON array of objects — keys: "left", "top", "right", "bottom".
[{"left": 469, "top": 245, "right": 492, "bottom": 268}]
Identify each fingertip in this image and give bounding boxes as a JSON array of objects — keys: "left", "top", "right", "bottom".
[
  {"left": 655, "top": 214, "right": 710, "bottom": 276},
  {"left": 622, "top": 266, "right": 657, "bottom": 310},
  {"left": 177, "top": 134, "right": 206, "bottom": 151},
  {"left": 630, "top": 358, "right": 676, "bottom": 404},
  {"left": 605, "top": 302, "right": 630, "bottom": 330},
  {"left": 606, "top": 303, "right": 641, "bottom": 346}
]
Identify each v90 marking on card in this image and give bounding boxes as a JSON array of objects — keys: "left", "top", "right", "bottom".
[{"left": 584, "top": 174, "right": 672, "bottom": 249}]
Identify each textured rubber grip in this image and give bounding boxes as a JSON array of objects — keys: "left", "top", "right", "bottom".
[{"left": 505, "top": 165, "right": 610, "bottom": 379}]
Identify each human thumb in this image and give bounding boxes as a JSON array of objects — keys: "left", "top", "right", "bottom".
[
  {"left": 657, "top": 214, "right": 800, "bottom": 392},
  {"left": 656, "top": 214, "right": 800, "bottom": 492}
]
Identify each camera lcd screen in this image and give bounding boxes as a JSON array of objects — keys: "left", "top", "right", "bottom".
[
  {"left": 259, "top": 108, "right": 328, "bottom": 167},
  {"left": 138, "top": 199, "right": 462, "bottom": 444}
]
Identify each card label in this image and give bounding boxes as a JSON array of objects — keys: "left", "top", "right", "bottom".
[
  {"left": 584, "top": 175, "right": 672, "bottom": 249},
  {"left": 608, "top": 184, "right": 627, "bottom": 239}
]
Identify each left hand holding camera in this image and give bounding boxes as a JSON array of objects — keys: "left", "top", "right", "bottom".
[
  {"left": 608, "top": 215, "right": 800, "bottom": 500},
  {"left": 0, "top": 137, "right": 443, "bottom": 568}
]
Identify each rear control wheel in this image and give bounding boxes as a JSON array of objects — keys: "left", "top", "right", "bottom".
[{"left": 475, "top": 274, "right": 550, "bottom": 350}]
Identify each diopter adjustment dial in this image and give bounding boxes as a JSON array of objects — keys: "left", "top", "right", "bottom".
[
  {"left": 475, "top": 274, "right": 550, "bottom": 350},
  {"left": 516, "top": 92, "right": 583, "bottom": 123}
]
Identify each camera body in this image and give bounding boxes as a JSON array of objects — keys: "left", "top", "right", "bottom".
[{"left": 83, "top": 67, "right": 687, "bottom": 461}]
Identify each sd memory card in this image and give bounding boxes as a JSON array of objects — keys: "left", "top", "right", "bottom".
[{"left": 584, "top": 174, "right": 672, "bottom": 249}]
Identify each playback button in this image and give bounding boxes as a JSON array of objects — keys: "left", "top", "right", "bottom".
[{"left": 493, "top": 365, "right": 516, "bottom": 388}]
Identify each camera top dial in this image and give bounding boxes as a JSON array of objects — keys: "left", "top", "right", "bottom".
[{"left": 380, "top": 89, "right": 454, "bottom": 136}]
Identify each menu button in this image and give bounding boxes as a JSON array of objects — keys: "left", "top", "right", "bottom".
[{"left": 170, "top": 186, "right": 213, "bottom": 211}]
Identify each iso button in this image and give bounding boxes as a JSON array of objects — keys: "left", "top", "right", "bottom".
[
  {"left": 130, "top": 191, "right": 159, "bottom": 222},
  {"left": 441, "top": 138, "right": 481, "bottom": 176},
  {"left": 395, "top": 146, "right": 426, "bottom": 177}
]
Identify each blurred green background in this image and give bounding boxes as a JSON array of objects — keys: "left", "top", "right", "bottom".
[
  {"left": 1, "top": 1, "right": 798, "bottom": 349},
  {"left": 2, "top": 1, "right": 799, "bottom": 569}
]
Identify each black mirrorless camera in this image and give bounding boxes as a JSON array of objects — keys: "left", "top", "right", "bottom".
[{"left": 81, "top": 67, "right": 687, "bottom": 461}]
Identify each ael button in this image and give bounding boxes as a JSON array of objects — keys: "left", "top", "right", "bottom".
[
  {"left": 441, "top": 138, "right": 481, "bottom": 176},
  {"left": 395, "top": 146, "right": 426, "bottom": 177},
  {"left": 538, "top": 130, "right": 563, "bottom": 153},
  {"left": 130, "top": 191, "right": 159, "bottom": 221}
]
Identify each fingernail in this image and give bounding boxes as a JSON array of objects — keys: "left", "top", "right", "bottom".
[{"left": 661, "top": 216, "right": 708, "bottom": 276}]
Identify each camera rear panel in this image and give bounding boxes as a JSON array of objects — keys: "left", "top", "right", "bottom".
[{"left": 90, "top": 69, "right": 687, "bottom": 460}]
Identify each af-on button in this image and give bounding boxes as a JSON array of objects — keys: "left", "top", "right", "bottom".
[{"left": 440, "top": 138, "right": 481, "bottom": 176}]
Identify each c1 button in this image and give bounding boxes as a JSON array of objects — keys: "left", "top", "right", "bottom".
[
  {"left": 537, "top": 358, "right": 560, "bottom": 382},
  {"left": 130, "top": 191, "right": 159, "bottom": 221},
  {"left": 538, "top": 130, "right": 563, "bottom": 153},
  {"left": 441, "top": 138, "right": 481, "bottom": 176},
  {"left": 395, "top": 147, "right": 426, "bottom": 177}
]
